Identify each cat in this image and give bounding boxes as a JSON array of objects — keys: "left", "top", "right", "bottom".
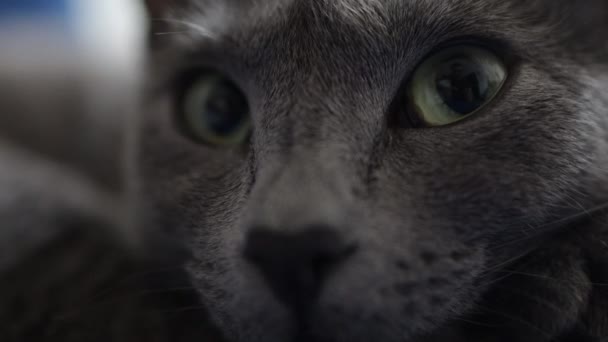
[
  {"left": 2, "top": 0, "right": 608, "bottom": 341},
  {"left": 140, "top": 0, "right": 608, "bottom": 342}
]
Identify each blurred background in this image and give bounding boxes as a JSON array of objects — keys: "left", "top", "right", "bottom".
[
  {"left": 0, "top": 0, "right": 146, "bottom": 70},
  {"left": 0, "top": 0, "right": 148, "bottom": 192}
]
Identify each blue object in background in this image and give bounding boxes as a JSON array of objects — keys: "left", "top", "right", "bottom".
[{"left": 0, "top": 0, "right": 70, "bottom": 19}]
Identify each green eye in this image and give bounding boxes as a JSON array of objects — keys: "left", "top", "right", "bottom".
[
  {"left": 406, "top": 45, "right": 507, "bottom": 127},
  {"left": 179, "top": 71, "right": 251, "bottom": 146}
]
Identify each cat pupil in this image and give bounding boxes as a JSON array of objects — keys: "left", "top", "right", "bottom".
[
  {"left": 435, "top": 58, "right": 489, "bottom": 115},
  {"left": 204, "top": 82, "right": 247, "bottom": 135}
]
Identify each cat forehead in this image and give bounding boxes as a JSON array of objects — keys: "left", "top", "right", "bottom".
[
  {"left": 155, "top": 0, "right": 608, "bottom": 68},
  {"left": 165, "top": 0, "right": 516, "bottom": 41},
  {"left": 159, "top": 0, "right": 565, "bottom": 47},
  {"left": 177, "top": 0, "right": 390, "bottom": 21}
]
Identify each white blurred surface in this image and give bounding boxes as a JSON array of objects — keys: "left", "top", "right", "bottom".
[
  {"left": 0, "top": 0, "right": 147, "bottom": 192},
  {"left": 71, "top": 0, "right": 146, "bottom": 73}
]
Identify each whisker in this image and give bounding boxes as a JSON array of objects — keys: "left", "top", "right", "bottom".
[
  {"left": 154, "top": 31, "right": 190, "bottom": 36},
  {"left": 450, "top": 316, "right": 500, "bottom": 328},
  {"left": 472, "top": 250, "right": 536, "bottom": 289},
  {"left": 479, "top": 249, "right": 533, "bottom": 276},
  {"left": 474, "top": 271, "right": 518, "bottom": 290},
  {"left": 493, "top": 270, "right": 608, "bottom": 287},
  {"left": 150, "top": 18, "right": 215, "bottom": 38},
  {"left": 491, "top": 201, "right": 608, "bottom": 250}
]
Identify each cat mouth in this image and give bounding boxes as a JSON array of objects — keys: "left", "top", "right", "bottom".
[
  {"left": 294, "top": 325, "right": 336, "bottom": 342},
  {"left": 288, "top": 307, "right": 341, "bottom": 342},
  {"left": 295, "top": 333, "right": 332, "bottom": 342}
]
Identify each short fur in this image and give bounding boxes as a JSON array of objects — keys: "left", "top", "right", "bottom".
[
  {"left": 2, "top": 1, "right": 608, "bottom": 342},
  {"left": 142, "top": 0, "right": 608, "bottom": 341}
]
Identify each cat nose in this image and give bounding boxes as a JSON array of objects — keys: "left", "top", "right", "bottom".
[{"left": 243, "top": 226, "right": 356, "bottom": 312}]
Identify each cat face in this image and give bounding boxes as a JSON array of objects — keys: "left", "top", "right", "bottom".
[{"left": 141, "top": 1, "right": 608, "bottom": 341}]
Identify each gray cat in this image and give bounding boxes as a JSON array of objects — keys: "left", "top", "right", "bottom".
[
  {"left": 141, "top": 0, "right": 608, "bottom": 341},
  {"left": 2, "top": 0, "right": 608, "bottom": 341}
]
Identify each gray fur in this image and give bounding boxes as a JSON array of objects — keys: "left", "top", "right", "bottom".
[
  {"left": 142, "top": 0, "right": 608, "bottom": 341},
  {"left": 2, "top": 1, "right": 607, "bottom": 341}
]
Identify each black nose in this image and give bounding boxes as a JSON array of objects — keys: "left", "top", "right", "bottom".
[{"left": 243, "top": 227, "right": 356, "bottom": 312}]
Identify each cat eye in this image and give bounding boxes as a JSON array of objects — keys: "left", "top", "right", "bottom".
[
  {"left": 405, "top": 45, "right": 507, "bottom": 127},
  {"left": 178, "top": 71, "right": 251, "bottom": 146}
]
